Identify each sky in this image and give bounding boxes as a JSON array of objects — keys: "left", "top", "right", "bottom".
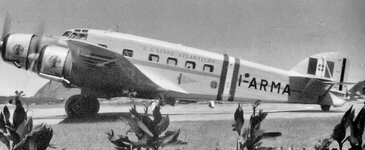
[{"left": 0, "top": 0, "right": 364, "bottom": 96}]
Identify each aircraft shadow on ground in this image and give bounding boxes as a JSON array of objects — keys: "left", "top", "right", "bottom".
[{"left": 59, "top": 112, "right": 131, "bottom": 124}]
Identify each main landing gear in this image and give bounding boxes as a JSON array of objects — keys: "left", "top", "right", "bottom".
[
  {"left": 320, "top": 105, "right": 331, "bottom": 112},
  {"left": 65, "top": 94, "right": 100, "bottom": 118}
]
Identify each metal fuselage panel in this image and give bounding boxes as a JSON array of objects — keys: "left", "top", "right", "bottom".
[{"left": 74, "top": 29, "right": 318, "bottom": 103}]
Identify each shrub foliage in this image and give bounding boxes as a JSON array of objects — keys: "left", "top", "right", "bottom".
[
  {"left": 107, "top": 101, "right": 187, "bottom": 150},
  {"left": 0, "top": 91, "right": 53, "bottom": 150},
  {"left": 234, "top": 101, "right": 281, "bottom": 150}
]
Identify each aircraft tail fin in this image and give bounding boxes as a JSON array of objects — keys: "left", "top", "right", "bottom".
[{"left": 290, "top": 52, "right": 349, "bottom": 92}]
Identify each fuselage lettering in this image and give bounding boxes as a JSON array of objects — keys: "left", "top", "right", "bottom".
[
  {"left": 240, "top": 75, "right": 290, "bottom": 95},
  {"left": 260, "top": 79, "right": 268, "bottom": 91},
  {"left": 271, "top": 81, "right": 281, "bottom": 93},
  {"left": 248, "top": 77, "right": 257, "bottom": 89}
]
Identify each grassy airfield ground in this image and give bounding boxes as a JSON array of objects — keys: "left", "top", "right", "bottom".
[
  {"left": 50, "top": 117, "right": 341, "bottom": 150},
  {"left": 0, "top": 100, "right": 362, "bottom": 150}
]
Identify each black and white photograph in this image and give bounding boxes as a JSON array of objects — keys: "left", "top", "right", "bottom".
[{"left": 0, "top": 0, "right": 364, "bottom": 149}]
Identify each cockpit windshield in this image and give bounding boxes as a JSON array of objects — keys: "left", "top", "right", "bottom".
[
  {"left": 62, "top": 29, "right": 88, "bottom": 40},
  {"left": 75, "top": 33, "right": 87, "bottom": 40},
  {"left": 62, "top": 31, "right": 72, "bottom": 37}
]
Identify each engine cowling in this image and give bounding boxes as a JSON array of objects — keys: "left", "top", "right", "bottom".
[
  {"left": 37, "top": 45, "right": 72, "bottom": 82},
  {"left": 1, "top": 34, "right": 40, "bottom": 69}
]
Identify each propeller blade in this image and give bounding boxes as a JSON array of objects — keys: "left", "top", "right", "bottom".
[
  {"left": 34, "top": 20, "right": 46, "bottom": 53},
  {"left": 1, "top": 12, "right": 11, "bottom": 40}
]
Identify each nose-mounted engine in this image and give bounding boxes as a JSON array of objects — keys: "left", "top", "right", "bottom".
[
  {"left": 0, "top": 13, "right": 73, "bottom": 85},
  {"left": 37, "top": 45, "right": 72, "bottom": 82},
  {"left": 1, "top": 33, "right": 72, "bottom": 82},
  {"left": 1, "top": 33, "right": 40, "bottom": 70}
]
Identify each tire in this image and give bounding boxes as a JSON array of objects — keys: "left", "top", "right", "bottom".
[
  {"left": 65, "top": 95, "right": 100, "bottom": 118},
  {"left": 321, "top": 105, "right": 331, "bottom": 112}
]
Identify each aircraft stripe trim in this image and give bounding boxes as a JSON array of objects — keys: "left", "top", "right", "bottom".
[
  {"left": 128, "top": 59, "right": 221, "bottom": 78},
  {"left": 339, "top": 58, "right": 347, "bottom": 91},
  {"left": 216, "top": 54, "right": 229, "bottom": 100},
  {"left": 228, "top": 58, "right": 240, "bottom": 101}
]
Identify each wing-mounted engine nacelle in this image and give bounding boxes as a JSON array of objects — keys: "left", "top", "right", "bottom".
[
  {"left": 1, "top": 34, "right": 40, "bottom": 69},
  {"left": 37, "top": 45, "right": 72, "bottom": 84}
]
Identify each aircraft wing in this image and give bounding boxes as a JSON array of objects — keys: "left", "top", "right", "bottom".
[{"left": 65, "top": 39, "right": 188, "bottom": 94}]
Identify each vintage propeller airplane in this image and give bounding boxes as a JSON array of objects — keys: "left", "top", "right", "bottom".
[{"left": 0, "top": 14, "right": 352, "bottom": 117}]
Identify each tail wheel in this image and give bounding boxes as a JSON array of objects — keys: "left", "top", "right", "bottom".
[
  {"left": 65, "top": 95, "right": 100, "bottom": 118},
  {"left": 321, "top": 105, "right": 331, "bottom": 112}
]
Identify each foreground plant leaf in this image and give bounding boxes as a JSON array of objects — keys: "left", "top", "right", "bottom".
[
  {"left": 237, "top": 100, "right": 280, "bottom": 150},
  {"left": 154, "top": 115, "right": 170, "bottom": 136},
  {"left": 106, "top": 129, "right": 132, "bottom": 149},
  {"left": 108, "top": 102, "right": 187, "bottom": 150},
  {"left": 332, "top": 105, "right": 354, "bottom": 149},
  {"left": 2, "top": 106, "right": 10, "bottom": 126},
  {"left": 13, "top": 123, "right": 53, "bottom": 150}
]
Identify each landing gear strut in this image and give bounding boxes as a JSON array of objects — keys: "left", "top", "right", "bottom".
[
  {"left": 65, "top": 95, "right": 100, "bottom": 118},
  {"left": 320, "top": 105, "right": 331, "bottom": 112}
]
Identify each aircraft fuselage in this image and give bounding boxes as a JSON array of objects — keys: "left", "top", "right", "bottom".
[{"left": 61, "top": 29, "right": 328, "bottom": 105}]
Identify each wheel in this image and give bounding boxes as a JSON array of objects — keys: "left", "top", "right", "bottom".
[
  {"left": 65, "top": 95, "right": 100, "bottom": 118},
  {"left": 321, "top": 105, "right": 331, "bottom": 112}
]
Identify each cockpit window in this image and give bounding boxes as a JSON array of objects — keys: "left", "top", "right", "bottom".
[
  {"left": 75, "top": 33, "right": 88, "bottom": 40},
  {"left": 62, "top": 31, "right": 72, "bottom": 37},
  {"left": 69, "top": 33, "right": 77, "bottom": 38}
]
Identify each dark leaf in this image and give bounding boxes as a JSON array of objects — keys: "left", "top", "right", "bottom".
[
  {"left": 154, "top": 115, "right": 170, "bottom": 136},
  {"left": 0, "top": 135, "right": 10, "bottom": 149},
  {"left": 160, "top": 129, "right": 187, "bottom": 147},
  {"left": 2, "top": 106, "right": 10, "bottom": 126},
  {"left": 106, "top": 130, "right": 133, "bottom": 149},
  {"left": 13, "top": 105, "right": 26, "bottom": 130},
  {"left": 4, "top": 125, "right": 21, "bottom": 144},
  {"left": 332, "top": 106, "right": 354, "bottom": 146},
  {"left": 129, "top": 107, "right": 140, "bottom": 119},
  {"left": 140, "top": 116, "right": 154, "bottom": 134},
  {"left": 137, "top": 120, "right": 153, "bottom": 137},
  {"left": 354, "top": 106, "right": 365, "bottom": 136},
  {"left": 127, "top": 118, "right": 143, "bottom": 137},
  {"left": 27, "top": 124, "right": 53, "bottom": 150},
  {"left": 153, "top": 105, "right": 162, "bottom": 124}
]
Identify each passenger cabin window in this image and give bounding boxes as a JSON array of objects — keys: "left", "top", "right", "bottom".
[
  {"left": 167, "top": 57, "right": 177, "bottom": 66},
  {"left": 203, "top": 64, "right": 214, "bottom": 72},
  {"left": 149, "top": 54, "right": 159, "bottom": 62},
  {"left": 62, "top": 31, "right": 72, "bottom": 37},
  {"left": 123, "top": 49, "right": 133, "bottom": 57},
  {"left": 185, "top": 61, "right": 196, "bottom": 69}
]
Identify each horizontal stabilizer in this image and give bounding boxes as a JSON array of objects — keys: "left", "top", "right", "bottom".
[{"left": 322, "top": 81, "right": 355, "bottom": 85}]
